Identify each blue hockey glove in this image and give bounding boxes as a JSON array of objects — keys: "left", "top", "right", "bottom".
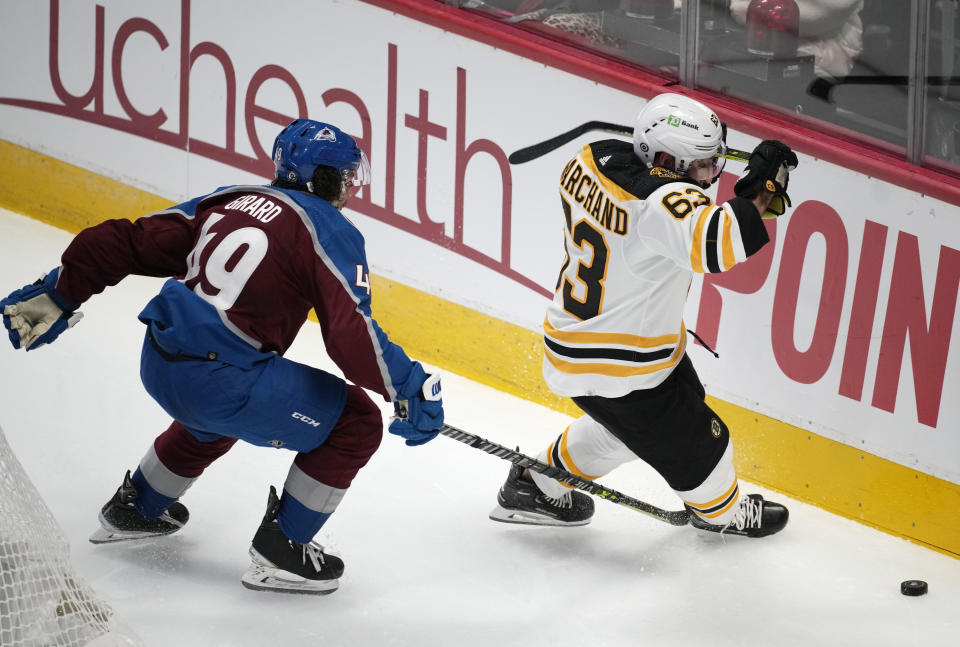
[
  {"left": 1, "top": 267, "right": 82, "bottom": 351},
  {"left": 389, "top": 363, "right": 444, "bottom": 447}
]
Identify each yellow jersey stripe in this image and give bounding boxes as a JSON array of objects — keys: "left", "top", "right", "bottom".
[
  {"left": 721, "top": 209, "right": 735, "bottom": 269},
  {"left": 544, "top": 316, "right": 680, "bottom": 349},
  {"left": 545, "top": 437, "right": 577, "bottom": 491},
  {"left": 544, "top": 333, "right": 686, "bottom": 377},
  {"left": 559, "top": 427, "right": 599, "bottom": 481},
  {"left": 690, "top": 207, "right": 711, "bottom": 273},
  {"left": 700, "top": 489, "right": 740, "bottom": 519},
  {"left": 685, "top": 478, "right": 739, "bottom": 511}
]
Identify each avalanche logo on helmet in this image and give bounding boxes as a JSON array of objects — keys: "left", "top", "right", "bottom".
[{"left": 314, "top": 127, "right": 337, "bottom": 142}]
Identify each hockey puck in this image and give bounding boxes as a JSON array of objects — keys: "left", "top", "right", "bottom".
[{"left": 900, "top": 580, "right": 928, "bottom": 596}]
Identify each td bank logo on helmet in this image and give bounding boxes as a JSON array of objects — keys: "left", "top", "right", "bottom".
[{"left": 667, "top": 115, "right": 700, "bottom": 130}]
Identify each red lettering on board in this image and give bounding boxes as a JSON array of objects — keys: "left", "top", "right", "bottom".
[
  {"left": 49, "top": 2, "right": 104, "bottom": 113},
  {"left": 244, "top": 64, "right": 307, "bottom": 169},
  {"left": 771, "top": 201, "right": 848, "bottom": 384},
  {"left": 455, "top": 67, "right": 513, "bottom": 265},
  {"left": 10, "top": 4, "right": 535, "bottom": 294},
  {"left": 405, "top": 89, "right": 447, "bottom": 237},
  {"left": 872, "top": 236, "right": 960, "bottom": 427},
  {"left": 113, "top": 17, "right": 169, "bottom": 135},
  {"left": 838, "top": 220, "right": 888, "bottom": 400},
  {"left": 188, "top": 41, "right": 238, "bottom": 153}
]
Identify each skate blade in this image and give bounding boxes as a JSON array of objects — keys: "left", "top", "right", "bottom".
[
  {"left": 89, "top": 526, "right": 174, "bottom": 544},
  {"left": 488, "top": 505, "right": 591, "bottom": 527},
  {"left": 241, "top": 564, "right": 338, "bottom": 595}
]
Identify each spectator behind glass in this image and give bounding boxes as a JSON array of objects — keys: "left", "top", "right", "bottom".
[
  {"left": 458, "top": 1, "right": 623, "bottom": 47},
  {"left": 731, "top": 0, "right": 864, "bottom": 80}
]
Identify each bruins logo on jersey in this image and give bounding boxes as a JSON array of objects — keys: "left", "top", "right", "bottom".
[
  {"left": 650, "top": 167, "right": 682, "bottom": 179},
  {"left": 711, "top": 418, "right": 722, "bottom": 438}
]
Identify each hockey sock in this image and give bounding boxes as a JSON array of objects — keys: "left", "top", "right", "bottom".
[
  {"left": 276, "top": 492, "right": 332, "bottom": 544},
  {"left": 130, "top": 468, "right": 178, "bottom": 518}
]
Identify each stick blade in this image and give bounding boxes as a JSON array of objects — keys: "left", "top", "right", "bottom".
[
  {"left": 509, "top": 121, "right": 634, "bottom": 165},
  {"left": 507, "top": 148, "right": 541, "bottom": 165}
]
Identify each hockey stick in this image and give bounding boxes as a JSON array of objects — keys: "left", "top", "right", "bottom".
[
  {"left": 438, "top": 423, "right": 691, "bottom": 526},
  {"left": 508, "top": 121, "right": 752, "bottom": 165}
]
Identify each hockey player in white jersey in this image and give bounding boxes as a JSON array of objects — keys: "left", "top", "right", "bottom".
[{"left": 491, "top": 93, "right": 797, "bottom": 537}]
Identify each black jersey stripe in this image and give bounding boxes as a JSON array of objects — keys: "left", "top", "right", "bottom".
[
  {"left": 544, "top": 336, "right": 675, "bottom": 363},
  {"left": 727, "top": 195, "right": 770, "bottom": 256},
  {"left": 551, "top": 434, "right": 565, "bottom": 471},
  {"left": 705, "top": 207, "right": 722, "bottom": 273},
  {"left": 690, "top": 484, "right": 740, "bottom": 517}
]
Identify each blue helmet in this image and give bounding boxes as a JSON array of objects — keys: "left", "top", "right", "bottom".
[{"left": 271, "top": 119, "right": 370, "bottom": 187}]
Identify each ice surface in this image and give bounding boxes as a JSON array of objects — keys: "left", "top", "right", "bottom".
[{"left": 0, "top": 209, "right": 957, "bottom": 647}]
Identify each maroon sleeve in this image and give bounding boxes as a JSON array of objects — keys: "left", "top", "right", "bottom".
[
  {"left": 301, "top": 227, "right": 414, "bottom": 402},
  {"left": 56, "top": 211, "right": 196, "bottom": 306}
]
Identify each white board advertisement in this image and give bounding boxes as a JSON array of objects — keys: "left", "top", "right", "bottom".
[{"left": 0, "top": 0, "right": 957, "bottom": 484}]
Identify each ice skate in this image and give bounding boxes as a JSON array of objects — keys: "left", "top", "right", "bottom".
[
  {"left": 89, "top": 470, "right": 189, "bottom": 544},
  {"left": 489, "top": 463, "right": 594, "bottom": 527},
  {"left": 241, "top": 486, "right": 344, "bottom": 595},
  {"left": 688, "top": 493, "right": 788, "bottom": 538}
]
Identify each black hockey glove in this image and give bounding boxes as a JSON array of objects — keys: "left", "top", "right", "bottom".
[{"left": 734, "top": 140, "right": 798, "bottom": 219}]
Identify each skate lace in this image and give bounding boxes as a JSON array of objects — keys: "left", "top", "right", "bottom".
[
  {"left": 298, "top": 541, "right": 327, "bottom": 573},
  {"left": 730, "top": 496, "right": 763, "bottom": 531},
  {"left": 545, "top": 491, "right": 573, "bottom": 509}
]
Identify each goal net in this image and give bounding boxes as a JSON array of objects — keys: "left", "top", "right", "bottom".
[{"left": 0, "top": 424, "right": 142, "bottom": 647}]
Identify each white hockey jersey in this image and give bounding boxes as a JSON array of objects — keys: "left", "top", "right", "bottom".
[{"left": 543, "top": 140, "right": 770, "bottom": 398}]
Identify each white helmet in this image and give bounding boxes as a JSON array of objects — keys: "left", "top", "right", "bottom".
[{"left": 632, "top": 93, "right": 726, "bottom": 183}]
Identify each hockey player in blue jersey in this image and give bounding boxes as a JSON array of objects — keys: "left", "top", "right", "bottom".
[{"left": 1, "top": 119, "right": 444, "bottom": 595}]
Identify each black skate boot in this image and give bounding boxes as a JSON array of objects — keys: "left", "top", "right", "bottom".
[
  {"left": 89, "top": 470, "right": 189, "bottom": 544},
  {"left": 241, "top": 486, "right": 344, "bottom": 595},
  {"left": 688, "top": 494, "right": 788, "bottom": 538},
  {"left": 489, "top": 463, "right": 594, "bottom": 526}
]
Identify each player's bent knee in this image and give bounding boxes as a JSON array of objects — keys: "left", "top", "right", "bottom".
[
  {"left": 293, "top": 387, "right": 383, "bottom": 489},
  {"left": 334, "top": 385, "right": 384, "bottom": 459}
]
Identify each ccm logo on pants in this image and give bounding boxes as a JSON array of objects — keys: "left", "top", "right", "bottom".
[{"left": 292, "top": 412, "right": 322, "bottom": 427}]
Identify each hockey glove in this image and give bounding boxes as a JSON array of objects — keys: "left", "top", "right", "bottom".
[
  {"left": 734, "top": 140, "right": 798, "bottom": 219},
  {"left": 1, "top": 267, "right": 83, "bottom": 351},
  {"left": 389, "top": 363, "right": 444, "bottom": 446}
]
